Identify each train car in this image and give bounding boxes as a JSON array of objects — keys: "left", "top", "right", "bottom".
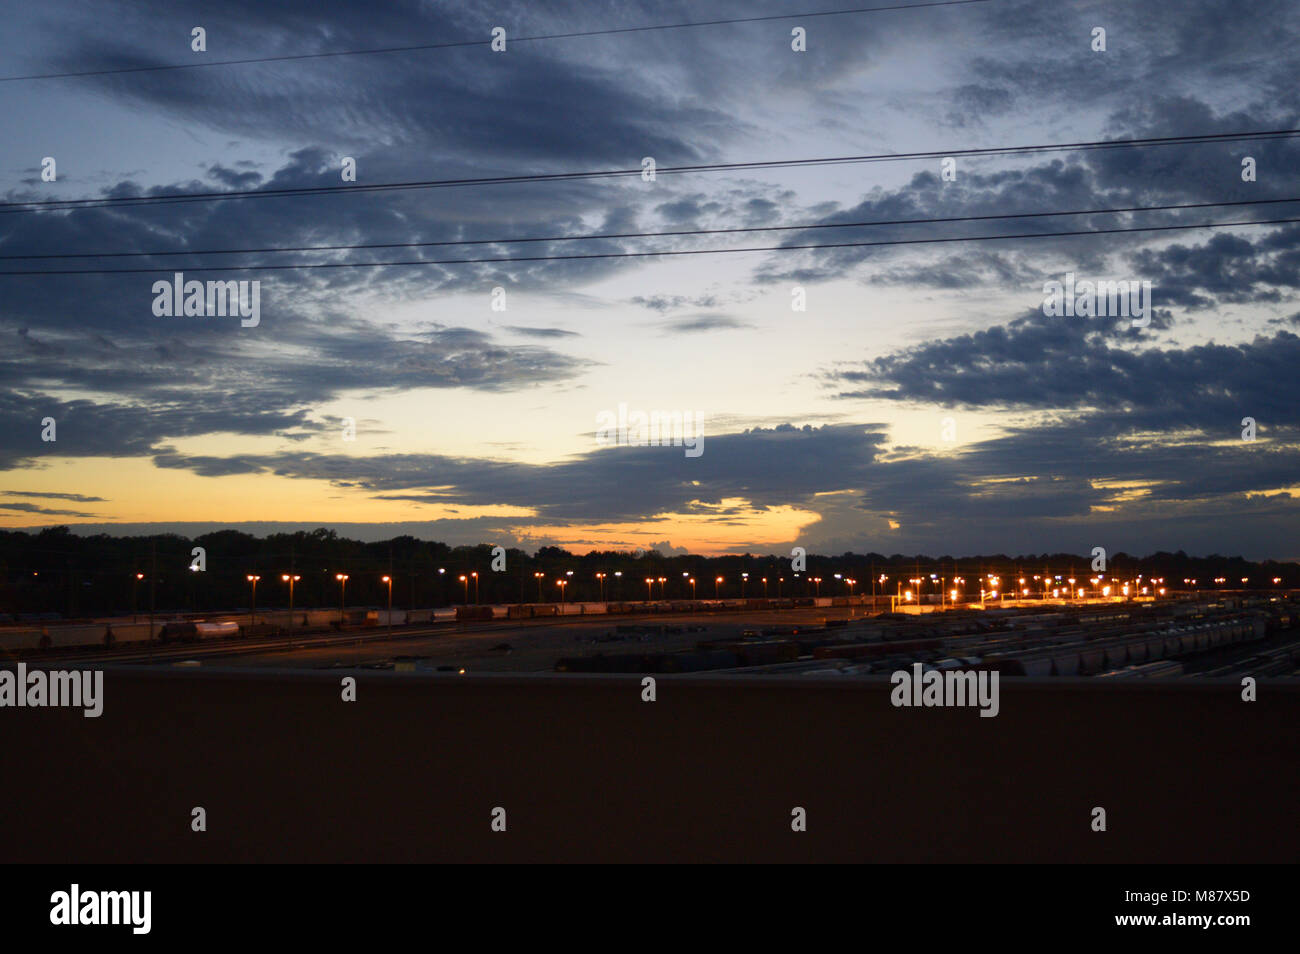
[
  {"left": 157, "top": 620, "right": 240, "bottom": 643},
  {"left": 1096, "top": 659, "right": 1184, "bottom": 678}
]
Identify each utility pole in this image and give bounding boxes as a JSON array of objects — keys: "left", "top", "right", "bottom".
[{"left": 149, "top": 539, "right": 157, "bottom": 641}]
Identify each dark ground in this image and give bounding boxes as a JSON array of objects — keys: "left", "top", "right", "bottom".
[{"left": 4, "top": 667, "right": 1296, "bottom": 863}]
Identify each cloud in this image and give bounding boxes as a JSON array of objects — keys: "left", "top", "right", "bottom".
[
  {"left": 630, "top": 294, "right": 721, "bottom": 312},
  {"left": 824, "top": 309, "right": 1300, "bottom": 434},
  {"left": 0, "top": 501, "right": 99, "bottom": 517},
  {"left": 500, "top": 325, "right": 580, "bottom": 339},
  {"left": 1, "top": 490, "right": 107, "bottom": 502},
  {"left": 660, "top": 314, "right": 754, "bottom": 334}
]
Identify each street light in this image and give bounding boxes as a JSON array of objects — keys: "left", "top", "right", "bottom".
[
  {"left": 596, "top": 572, "right": 606, "bottom": 601},
  {"left": 534, "top": 571, "right": 545, "bottom": 602},
  {"left": 762, "top": 576, "right": 768, "bottom": 597},
  {"left": 132, "top": 572, "right": 144, "bottom": 622},
  {"left": 555, "top": 578, "right": 568, "bottom": 609},
  {"left": 471, "top": 571, "right": 479, "bottom": 604},
  {"left": 657, "top": 576, "right": 666, "bottom": 599},
  {"left": 645, "top": 577, "right": 654, "bottom": 601},
  {"left": 689, "top": 577, "right": 696, "bottom": 599},
  {"left": 246, "top": 574, "right": 261, "bottom": 629},
  {"left": 282, "top": 573, "right": 300, "bottom": 629},
  {"left": 335, "top": 573, "right": 348, "bottom": 626},
  {"left": 715, "top": 575, "right": 723, "bottom": 598},
  {"left": 459, "top": 574, "right": 468, "bottom": 603},
  {"left": 382, "top": 575, "right": 393, "bottom": 638},
  {"left": 741, "top": 572, "right": 749, "bottom": 598}
]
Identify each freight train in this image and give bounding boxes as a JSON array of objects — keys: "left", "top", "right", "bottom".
[{"left": 156, "top": 620, "right": 241, "bottom": 643}]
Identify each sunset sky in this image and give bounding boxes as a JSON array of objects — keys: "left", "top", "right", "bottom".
[{"left": 3, "top": 0, "right": 1299, "bottom": 558}]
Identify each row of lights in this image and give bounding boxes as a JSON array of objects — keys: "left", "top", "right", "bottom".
[{"left": 140, "top": 566, "right": 1295, "bottom": 614}]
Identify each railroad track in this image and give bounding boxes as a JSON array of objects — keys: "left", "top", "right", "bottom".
[
  {"left": 10, "top": 607, "right": 810, "bottom": 666},
  {"left": 12, "top": 621, "right": 463, "bottom": 666}
]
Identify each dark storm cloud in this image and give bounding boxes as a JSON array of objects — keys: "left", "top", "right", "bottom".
[
  {"left": 142, "top": 407, "right": 1300, "bottom": 561},
  {"left": 152, "top": 424, "right": 890, "bottom": 523},
  {"left": 36, "top": 1, "right": 721, "bottom": 166},
  {"left": 747, "top": 0, "right": 1300, "bottom": 291},
  {"left": 752, "top": 129, "right": 1300, "bottom": 291},
  {"left": 921, "top": 1, "right": 1300, "bottom": 125},
  {"left": 206, "top": 165, "right": 264, "bottom": 189},
  {"left": 1130, "top": 228, "right": 1300, "bottom": 309},
  {"left": 0, "top": 388, "right": 312, "bottom": 470},
  {"left": 0, "top": 322, "right": 589, "bottom": 411},
  {"left": 826, "top": 308, "right": 1296, "bottom": 428}
]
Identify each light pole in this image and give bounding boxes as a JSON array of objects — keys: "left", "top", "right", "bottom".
[
  {"left": 657, "top": 576, "right": 666, "bottom": 599},
  {"left": 555, "top": 578, "right": 567, "bottom": 610},
  {"left": 613, "top": 570, "right": 622, "bottom": 599},
  {"left": 596, "top": 572, "right": 606, "bottom": 601},
  {"left": 777, "top": 576, "right": 784, "bottom": 598},
  {"left": 645, "top": 577, "right": 654, "bottom": 601},
  {"left": 813, "top": 576, "right": 822, "bottom": 597},
  {"left": 459, "top": 574, "right": 468, "bottom": 603},
  {"left": 689, "top": 577, "right": 696, "bottom": 599},
  {"left": 715, "top": 575, "right": 723, "bottom": 598},
  {"left": 761, "top": 576, "right": 768, "bottom": 598},
  {"left": 282, "top": 573, "right": 300, "bottom": 630},
  {"left": 382, "top": 575, "right": 393, "bottom": 638},
  {"left": 741, "top": 572, "right": 749, "bottom": 598},
  {"left": 534, "top": 571, "right": 544, "bottom": 602},
  {"left": 472, "top": 571, "right": 479, "bottom": 604},
  {"left": 246, "top": 574, "right": 260, "bottom": 629},
  {"left": 335, "top": 573, "right": 348, "bottom": 626},
  {"left": 132, "top": 572, "right": 143, "bottom": 622}
]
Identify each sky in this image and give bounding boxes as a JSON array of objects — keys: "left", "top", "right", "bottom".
[{"left": 1, "top": 0, "right": 1299, "bottom": 559}]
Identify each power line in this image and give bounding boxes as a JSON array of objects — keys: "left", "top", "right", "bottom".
[
  {"left": 3, "top": 128, "right": 1295, "bottom": 215},
  {"left": 2, "top": 214, "right": 1296, "bottom": 277},
  {"left": 4, "top": 195, "right": 1297, "bottom": 261},
  {"left": 0, "top": 1, "right": 997, "bottom": 83}
]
